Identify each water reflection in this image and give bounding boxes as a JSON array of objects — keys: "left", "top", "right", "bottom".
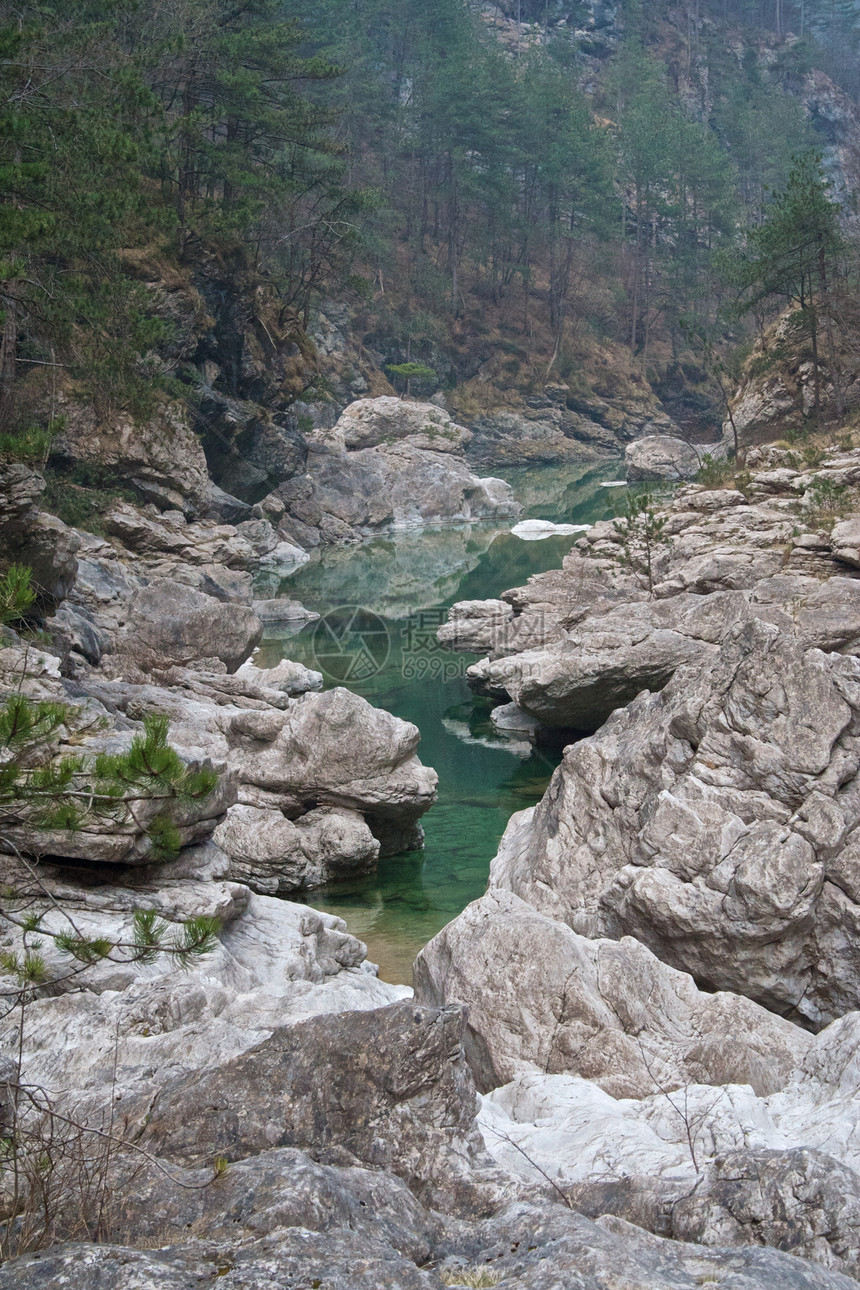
[{"left": 258, "top": 459, "right": 623, "bottom": 983}]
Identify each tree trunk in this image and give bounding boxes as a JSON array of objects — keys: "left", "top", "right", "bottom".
[
  {"left": 809, "top": 306, "right": 821, "bottom": 414},
  {"left": 630, "top": 195, "right": 642, "bottom": 352},
  {"left": 0, "top": 288, "right": 18, "bottom": 420},
  {"left": 819, "top": 244, "right": 843, "bottom": 419}
]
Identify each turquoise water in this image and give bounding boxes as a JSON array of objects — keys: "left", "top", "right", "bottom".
[{"left": 256, "top": 460, "right": 627, "bottom": 983}]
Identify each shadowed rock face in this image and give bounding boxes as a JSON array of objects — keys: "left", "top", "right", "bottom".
[
  {"left": 0, "top": 462, "right": 80, "bottom": 605},
  {"left": 195, "top": 389, "right": 308, "bottom": 503},
  {"left": 134, "top": 1000, "right": 485, "bottom": 1207}
]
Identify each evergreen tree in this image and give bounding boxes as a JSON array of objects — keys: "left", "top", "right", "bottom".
[
  {"left": 0, "top": 567, "right": 218, "bottom": 864},
  {"left": 0, "top": 2, "right": 160, "bottom": 422},
  {"left": 730, "top": 151, "right": 843, "bottom": 409},
  {"left": 611, "top": 43, "right": 736, "bottom": 360}
]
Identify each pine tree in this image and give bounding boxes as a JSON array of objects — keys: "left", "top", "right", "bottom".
[
  {"left": 0, "top": 3, "right": 160, "bottom": 422},
  {"left": 730, "top": 151, "right": 843, "bottom": 410},
  {"left": 0, "top": 567, "right": 218, "bottom": 868}
]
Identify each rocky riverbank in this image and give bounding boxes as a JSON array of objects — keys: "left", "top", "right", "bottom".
[
  {"left": 420, "top": 442, "right": 860, "bottom": 1281},
  {"left": 5, "top": 410, "right": 860, "bottom": 1286}
]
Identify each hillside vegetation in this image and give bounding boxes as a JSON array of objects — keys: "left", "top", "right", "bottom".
[{"left": 0, "top": 0, "right": 859, "bottom": 456}]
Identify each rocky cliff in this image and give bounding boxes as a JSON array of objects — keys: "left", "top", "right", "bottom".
[{"left": 420, "top": 440, "right": 860, "bottom": 1282}]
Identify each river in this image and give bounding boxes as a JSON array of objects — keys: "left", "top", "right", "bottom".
[{"left": 254, "top": 459, "right": 627, "bottom": 983}]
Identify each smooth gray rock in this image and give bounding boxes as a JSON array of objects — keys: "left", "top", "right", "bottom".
[
  {"left": 415, "top": 888, "right": 809, "bottom": 1098},
  {"left": 117, "top": 579, "right": 262, "bottom": 674},
  {"left": 283, "top": 442, "right": 519, "bottom": 539},
  {"left": 467, "top": 619, "right": 860, "bottom": 1027},
  {"left": 227, "top": 686, "right": 438, "bottom": 846},
  {"left": 320, "top": 395, "right": 471, "bottom": 453},
  {"left": 625, "top": 434, "right": 702, "bottom": 481},
  {"left": 214, "top": 803, "right": 380, "bottom": 893}
]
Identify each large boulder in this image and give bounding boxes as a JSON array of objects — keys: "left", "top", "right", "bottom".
[
  {"left": 116, "top": 579, "right": 263, "bottom": 674},
  {"left": 321, "top": 396, "right": 470, "bottom": 453},
  {"left": 438, "top": 598, "right": 516, "bottom": 654},
  {"left": 136, "top": 1000, "right": 484, "bottom": 1205},
  {"left": 625, "top": 434, "right": 701, "bottom": 481},
  {"left": 55, "top": 396, "right": 212, "bottom": 517},
  {"left": 214, "top": 803, "right": 380, "bottom": 894},
  {"left": 415, "top": 889, "right": 809, "bottom": 1099},
  {"left": 463, "top": 619, "right": 860, "bottom": 1028},
  {"left": 65, "top": 659, "right": 437, "bottom": 869},
  {"left": 227, "top": 686, "right": 438, "bottom": 850},
  {"left": 278, "top": 440, "right": 519, "bottom": 543}
]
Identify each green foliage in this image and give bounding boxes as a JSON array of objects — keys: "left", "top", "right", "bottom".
[
  {"left": 804, "top": 475, "right": 849, "bottom": 526},
  {"left": 0, "top": 3, "right": 164, "bottom": 419},
  {"left": 0, "top": 566, "right": 37, "bottom": 626},
  {"left": 0, "top": 0, "right": 368, "bottom": 424},
  {"left": 41, "top": 465, "right": 137, "bottom": 534},
  {"left": 0, "top": 419, "right": 59, "bottom": 466},
  {"left": 385, "top": 362, "right": 438, "bottom": 395},
  {"left": 730, "top": 153, "right": 842, "bottom": 315},
  {"left": 696, "top": 454, "right": 738, "bottom": 488},
  {"left": 613, "top": 489, "right": 671, "bottom": 593},
  {"left": 726, "top": 151, "right": 843, "bottom": 412},
  {"left": 0, "top": 0, "right": 854, "bottom": 468},
  {"left": 128, "top": 908, "right": 220, "bottom": 967},
  {"left": 1, "top": 574, "right": 218, "bottom": 860},
  {"left": 714, "top": 69, "right": 818, "bottom": 222},
  {"left": 609, "top": 42, "right": 739, "bottom": 355}
]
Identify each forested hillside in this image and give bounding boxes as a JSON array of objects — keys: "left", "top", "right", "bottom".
[{"left": 1, "top": 0, "right": 858, "bottom": 460}]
